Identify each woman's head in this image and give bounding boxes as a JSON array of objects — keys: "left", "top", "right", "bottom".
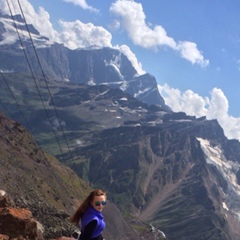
[
  {"left": 70, "top": 189, "right": 107, "bottom": 224},
  {"left": 90, "top": 190, "right": 107, "bottom": 212}
]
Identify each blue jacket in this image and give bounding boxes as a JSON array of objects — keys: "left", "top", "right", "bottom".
[{"left": 80, "top": 206, "right": 105, "bottom": 238}]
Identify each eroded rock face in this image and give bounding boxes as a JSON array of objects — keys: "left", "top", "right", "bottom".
[{"left": 0, "top": 190, "right": 44, "bottom": 240}]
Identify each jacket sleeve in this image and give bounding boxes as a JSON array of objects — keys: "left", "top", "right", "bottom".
[{"left": 80, "top": 220, "right": 97, "bottom": 240}]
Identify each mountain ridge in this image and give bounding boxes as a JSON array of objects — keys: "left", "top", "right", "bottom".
[{"left": 0, "top": 11, "right": 169, "bottom": 110}]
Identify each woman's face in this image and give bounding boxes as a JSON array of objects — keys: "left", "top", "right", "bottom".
[{"left": 91, "top": 195, "right": 106, "bottom": 212}]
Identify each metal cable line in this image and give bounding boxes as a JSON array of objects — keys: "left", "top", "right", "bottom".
[
  {"left": 6, "top": 0, "right": 65, "bottom": 159},
  {"left": 7, "top": 0, "right": 78, "bottom": 187},
  {"left": 5, "top": 0, "right": 79, "bottom": 193},
  {"left": 0, "top": 71, "right": 33, "bottom": 132},
  {"left": 16, "top": 0, "right": 75, "bottom": 165}
]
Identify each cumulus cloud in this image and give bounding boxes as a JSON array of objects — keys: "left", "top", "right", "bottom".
[
  {"left": 110, "top": 0, "right": 209, "bottom": 67},
  {"left": 0, "top": 0, "right": 59, "bottom": 42},
  {"left": 116, "top": 44, "right": 145, "bottom": 75},
  {"left": 177, "top": 41, "right": 209, "bottom": 67},
  {"left": 58, "top": 20, "right": 112, "bottom": 49},
  {"left": 0, "top": 20, "right": 18, "bottom": 46},
  {"left": 109, "top": 19, "right": 121, "bottom": 31},
  {"left": 158, "top": 84, "right": 240, "bottom": 141},
  {"left": 62, "top": 0, "right": 99, "bottom": 12},
  {"left": 110, "top": 0, "right": 176, "bottom": 49},
  {"left": 0, "top": 0, "right": 111, "bottom": 49}
]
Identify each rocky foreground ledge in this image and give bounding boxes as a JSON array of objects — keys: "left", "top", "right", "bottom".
[
  {"left": 0, "top": 189, "right": 44, "bottom": 240},
  {"left": 0, "top": 189, "right": 77, "bottom": 240},
  {"left": 0, "top": 189, "right": 167, "bottom": 240}
]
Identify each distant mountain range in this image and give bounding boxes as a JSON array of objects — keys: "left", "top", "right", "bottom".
[
  {"left": 1, "top": 12, "right": 240, "bottom": 240},
  {"left": 0, "top": 12, "right": 168, "bottom": 109}
]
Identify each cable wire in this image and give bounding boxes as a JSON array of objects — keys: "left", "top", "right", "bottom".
[
  {"left": 16, "top": 0, "right": 75, "bottom": 164},
  {"left": 6, "top": 0, "right": 77, "bottom": 187},
  {"left": 0, "top": 71, "right": 33, "bottom": 131},
  {"left": 6, "top": 0, "right": 65, "bottom": 159}
]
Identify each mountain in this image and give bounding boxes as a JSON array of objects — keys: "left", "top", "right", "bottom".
[
  {"left": 1, "top": 11, "right": 240, "bottom": 240},
  {"left": 2, "top": 74, "right": 240, "bottom": 240},
  {"left": 0, "top": 112, "right": 141, "bottom": 240},
  {"left": 0, "top": 112, "right": 89, "bottom": 239},
  {"left": 0, "top": 12, "right": 168, "bottom": 110},
  {"left": 74, "top": 117, "right": 240, "bottom": 240}
]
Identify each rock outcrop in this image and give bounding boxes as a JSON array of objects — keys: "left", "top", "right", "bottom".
[{"left": 0, "top": 190, "right": 44, "bottom": 240}]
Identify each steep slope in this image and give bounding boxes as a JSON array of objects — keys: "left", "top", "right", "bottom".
[
  {"left": 0, "top": 112, "right": 139, "bottom": 240},
  {"left": 0, "top": 112, "right": 87, "bottom": 239}
]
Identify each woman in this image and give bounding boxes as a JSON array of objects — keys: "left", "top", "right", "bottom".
[{"left": 70, "top": 189, "right": 107, "bottom": 240}]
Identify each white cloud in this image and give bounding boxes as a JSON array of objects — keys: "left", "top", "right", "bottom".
[
  {"left": 110, "top": 0, "right": 209, "bottom": 67},
  {"left": 110, "top": 0, "right": 176, "bottom": 49},
  {"left": 206, "top": 88, "right": 228, "bottom": 120},
  {"left": 109, "top": 20, "right": 121, "bottom": 31},
  {"left": 58, "top": 20, "right": 112, "bottom": 49},
  {"left": 0, "top": 19, "right": 18, "bottom": 45},
  {"left": 158, "top": 84, "right": 240, "bottom": 141},
  {"left": 0, "top": 0, "right": 59, "bottom": 42},
  {"left": 158, "top": 84, "right": 209, "bottom": 117},
  {"left": 177, "top": 41, "right": 209, "bottom": 67},
  {"left": 116, "top": 44, "right": 145, "bottom": 75},
  {"left": 62, "top": 0, "right": 99, "bottom": 12},
  {"left": 0, "top": 0, "right": 111, "bottom": 49}
]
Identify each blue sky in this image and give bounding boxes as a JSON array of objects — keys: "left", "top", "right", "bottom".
[{"left": 1, "top": 0, "right": 240, "bottom": 140}]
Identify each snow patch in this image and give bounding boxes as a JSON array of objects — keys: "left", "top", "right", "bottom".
[
  {"left": 134, "top": 87, "right": 151, "bottom": 98},
  {"left": 101, "top": 81, "right": 123, "bottom": 85},
  {"left": 87, "top": 78, "right": 96, "bottom": 86},
  {"left": 223, "top": 202, "right": 229, "bottom": 211},
  {"left": 104, "top": 54, "right": 124, "bottom": 80},
  {"left": 0, "top": 69, "right": 14, "bottom": 73},
  {"left": 119, "top": 97, "right": 128, "bottom": 101},
  {"left": 198, "top": 138, "right": 240, "bottom": 219},
  {"left": 120, "top": 80, "right": 128, "bottom": 91},
  {"left": 76, "top": 140, "right": 83, "bottom": 146},
  {"left": 172, "top": 119, "right": 193, "bottom": 122},
  {"left": 99, "top": 90, "right": 109, "bottom": 96}
]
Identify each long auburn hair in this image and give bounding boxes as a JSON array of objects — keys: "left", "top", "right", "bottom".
[{"left": 70, "top": 189, "right": 106, "bottom": 225}]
